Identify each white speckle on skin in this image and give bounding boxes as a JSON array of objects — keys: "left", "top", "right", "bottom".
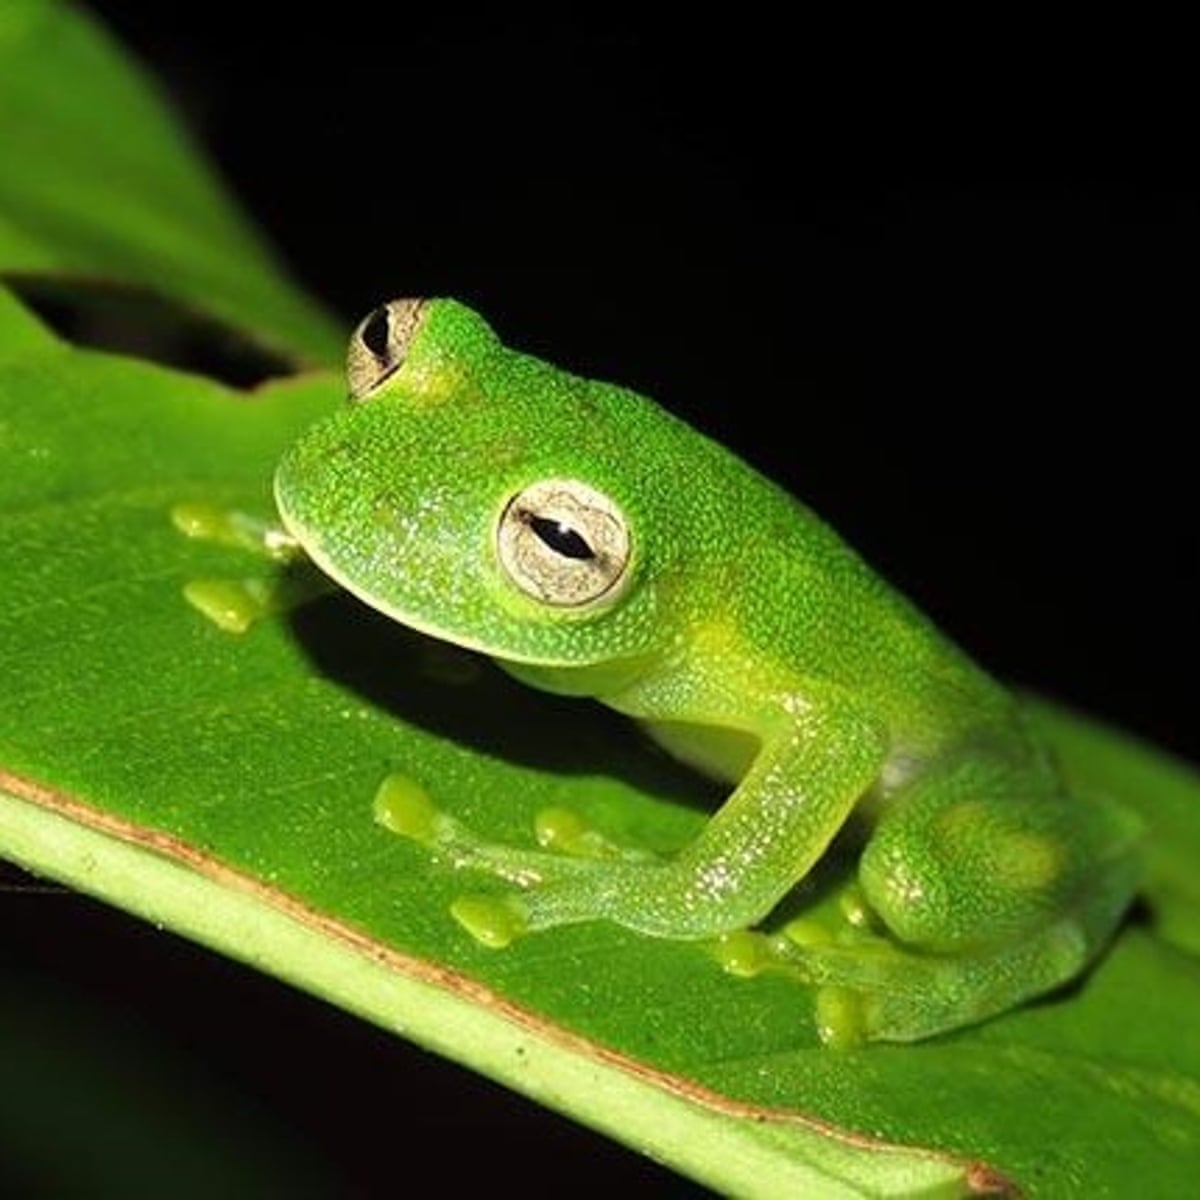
[
  {"left": 880, "top": 751, "right": 924, "bottom": 792},
  {"left": 889, "top": 860, "right": 926, "bottom": 907},
  {"left": 691, "top": 857, "right": 739, "bottom": 903},
  {"left": 780, "top": 692, "right": 812, "bottom": 718}
]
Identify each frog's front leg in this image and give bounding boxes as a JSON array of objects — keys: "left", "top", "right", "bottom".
[
  {"left": 171, "top": 502, "right": 333, "bottom": 632},
  {"left": 391, "top": 689, "right": 888, "bottom": 944}
]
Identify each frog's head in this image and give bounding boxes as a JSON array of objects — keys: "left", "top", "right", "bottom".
[{"left": 275, "top": 298, "right": 709, "bottom": 669}]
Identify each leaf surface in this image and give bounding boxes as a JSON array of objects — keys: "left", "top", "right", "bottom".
[
  {"left": 0, "top": 0, "right": 341, "bottom": 364},
  {"left": 2, "top": 287, "right": 1199, "bottom": 1197}
]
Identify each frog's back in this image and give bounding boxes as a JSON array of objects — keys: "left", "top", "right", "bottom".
[
  {"left": 493, "top": 343, "right": 1018, "bottom": 753},
  {"left": 570, "top": 375, "right": 1019, "bottom": 751}
]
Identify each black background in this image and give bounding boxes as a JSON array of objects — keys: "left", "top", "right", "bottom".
[{"left": 7, "top": 6, "right": 1197, "bottom": 1195}]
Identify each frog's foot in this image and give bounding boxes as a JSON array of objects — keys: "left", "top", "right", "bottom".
[
  {"left": 171, "top": 502, "right": 333, "bottom": 632},
  {"left": 709, "top": 881, "right": 893, "bottom": 1046},
  {"left": 373, "top": 774, "right": 661, "bottom": 946},
  {"left": 720, "top": 907, "right": 1108, "bottom": 1046},
  {"left": 711, "top": 880, "right": 882, "bottom": 978}
]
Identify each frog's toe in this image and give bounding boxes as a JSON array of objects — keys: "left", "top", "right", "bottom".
[
  {"left": 373, "top": 773, "right": 446, "bottom": 845},
  {"left": 451, "top": 892, "right": 530, "bottom": 948},
  {"left": 533, "top": 807, "right": 660, "bottom": 863},
  {"left": 374, "top": 774, "right": 634, "bottom": 895},
  {"left": 814, "top": 986, "right": 871, "bottom": 1048},
  {"left": 183, "top": 577, "right": 276, "bottom": 634},
  {"left": 711, "top": 929, "right": 775, "bottom": 977}
]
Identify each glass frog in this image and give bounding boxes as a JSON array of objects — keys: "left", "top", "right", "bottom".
[{"left": 271, "top": 298, "right": 1141, "bottom": 1044}]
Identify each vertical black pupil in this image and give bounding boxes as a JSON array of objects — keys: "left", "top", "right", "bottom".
[
  {"left": 529, "top": 515, "right": 595, "bottom": 560},
  {"left": 361, "top": 306, "right": 391, "bottom": 358}
]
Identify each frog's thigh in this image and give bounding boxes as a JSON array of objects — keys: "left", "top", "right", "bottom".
[{"left": 858, "top": 761, "right": 1136, "bottom": 952}]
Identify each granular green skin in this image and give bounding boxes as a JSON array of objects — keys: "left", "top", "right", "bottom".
[{"left": 275, "top": 299, "right": 1141, "bottom": 1043}]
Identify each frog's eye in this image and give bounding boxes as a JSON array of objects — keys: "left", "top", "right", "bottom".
[
  {"left": 346, "top": 298, "right": 427, "bottom": 401},
  {"left": 497, "top": 479, "right": 632, "bottom": 608}
]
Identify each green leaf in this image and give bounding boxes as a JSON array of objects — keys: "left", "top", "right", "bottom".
[
  {"left": 2, "top": 286, "right": 1199, "bottom": 1197},
  {"left": 0, "top": 0, "right": 341, "bottom": 365}
]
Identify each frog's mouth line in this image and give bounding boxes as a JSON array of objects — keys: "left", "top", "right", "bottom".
[{"left": 275, "top": 501, "right": 596, "bottom": 671}]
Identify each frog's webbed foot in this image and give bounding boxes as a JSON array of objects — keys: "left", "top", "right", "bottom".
[
  {"left": 170, "top": 502, "right": 331, "bottom": 633},
  {"left": 709, "top": 881, "right": 903, "bottom": 1045},
  {"left": 719, "top": 910, "right": 1101, "bottom": 1045}
]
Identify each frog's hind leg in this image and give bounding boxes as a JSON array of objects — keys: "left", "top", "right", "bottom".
[
  {"left": 771, "top": 759, "right": 1143, "bottom": 1043},
  {"left": 773, "top": 876, "right": 1133, "bottom": 1044}
]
